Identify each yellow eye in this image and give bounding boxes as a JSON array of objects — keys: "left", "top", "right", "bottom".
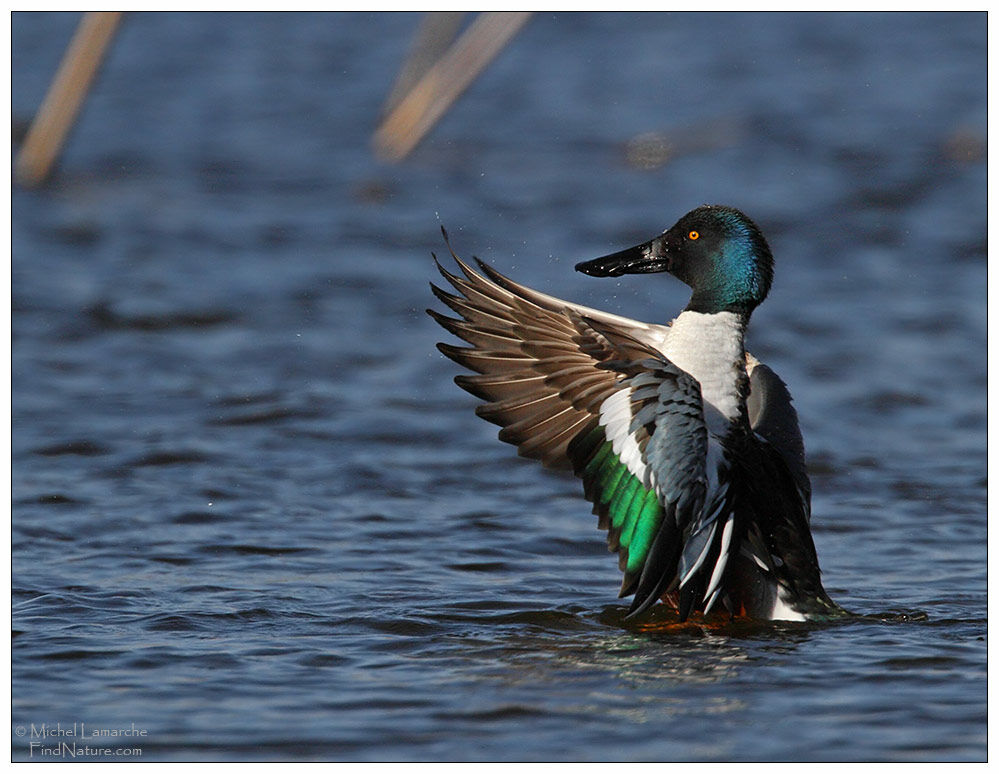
[{"left": 688, "top": 230, "right": 699, "bottom": 240}]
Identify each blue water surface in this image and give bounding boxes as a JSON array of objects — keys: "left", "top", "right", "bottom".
[{"left": 12, "top": 12, "right": 986, "bottom": 762}]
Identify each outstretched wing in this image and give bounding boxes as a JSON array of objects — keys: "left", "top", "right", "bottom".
[
  {"left": 428, "top": 231, "right": 667, "bottom": 472},
  {"left": 429, "top": 238, "right": 720, "bottom": 615}
]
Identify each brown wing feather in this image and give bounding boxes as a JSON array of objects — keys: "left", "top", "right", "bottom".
[{"left": 428, "top": 236, "right": 661, "bottom": 471}]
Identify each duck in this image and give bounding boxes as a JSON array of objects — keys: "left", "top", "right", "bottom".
[{"left": 428, "top": 205, "right": 845, "bottom": 622}]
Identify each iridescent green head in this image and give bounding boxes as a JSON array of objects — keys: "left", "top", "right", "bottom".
[{"left": 576, "top": 205, "right": 775, "bottom": 316}]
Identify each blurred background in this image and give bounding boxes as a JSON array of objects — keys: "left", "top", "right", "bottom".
[{"left": 12, "top": 12, "right": 986, "bottom": 762}]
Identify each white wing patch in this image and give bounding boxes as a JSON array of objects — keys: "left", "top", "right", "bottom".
[{"left": 598, "top": 388, "right": 652, "bottom": 488}]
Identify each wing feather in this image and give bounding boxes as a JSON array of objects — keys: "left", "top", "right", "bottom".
[
  {"left": 746, "top": 357, "right": 811, "bottom": 513},
  {"left": 429, "top": 242, "right": 655, "bottom": 473}
]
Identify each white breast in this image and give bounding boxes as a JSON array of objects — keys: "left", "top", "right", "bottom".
[{"left": 655, "top": 310, "right": 746, "bottom": 432}]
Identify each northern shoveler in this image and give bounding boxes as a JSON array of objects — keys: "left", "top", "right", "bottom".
[{"left": 429, "top": 205, "right": 844, "bottom": 622}]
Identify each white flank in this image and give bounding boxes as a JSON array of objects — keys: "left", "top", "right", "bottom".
[
  {"left": 734, "top": 547, "right": 809, "bottom": 622},
  {"left": 771, "top": 586, "right": 808, "bottom": 622}
]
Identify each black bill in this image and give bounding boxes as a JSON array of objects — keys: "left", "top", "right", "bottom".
[{"left": 574, "top": 237, "right": 667, "bottom": 277}]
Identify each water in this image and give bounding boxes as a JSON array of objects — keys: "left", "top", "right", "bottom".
[{"left": 12, "top": 12, "right": 986, "bottom": 762}]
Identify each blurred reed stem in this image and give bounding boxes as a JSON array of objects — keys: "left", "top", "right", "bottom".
[
  {"left": 374, "top": 11, "right": 532, "bottom": 163},
  {"left": 15, "top": 11, "right": 122, "bottom": 187}
]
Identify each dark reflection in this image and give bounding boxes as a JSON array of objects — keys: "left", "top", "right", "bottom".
[
  {"left": 416, "top": 603, "right": 806, "bottom": 684},
  {"left": 409, "top": 598, "right": 937, "bottom": 709},
  {"left": 857, "top": 610, "right": 930, "bottom": 623}
]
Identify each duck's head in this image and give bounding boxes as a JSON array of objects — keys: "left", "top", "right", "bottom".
[{"left": 575, "top": 205, "right": 774, "bottom": 315}]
